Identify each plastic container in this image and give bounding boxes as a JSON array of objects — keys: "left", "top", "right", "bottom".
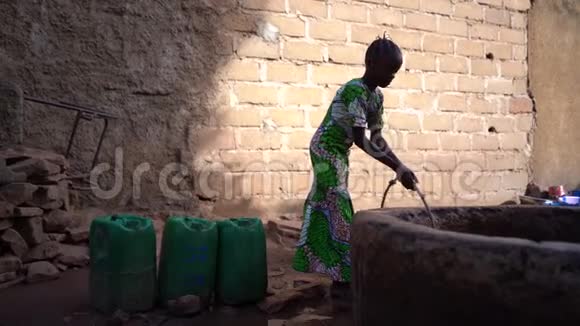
[
  {"left": 157, "top": 217, "right": 218, "bottom": 305},
  {"left": 559, "top": 196, "right": 580, "bottom": 206},
  {"left": 89, "top": 215, "right": 156, "bottom": 314},
  {"left": 216, "top": 218, "right": 267, "bottom": 305}
]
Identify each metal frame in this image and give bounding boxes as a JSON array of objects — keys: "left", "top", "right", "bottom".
[{"left": 23, "top": 96, "right": 118, "bottom": 169}]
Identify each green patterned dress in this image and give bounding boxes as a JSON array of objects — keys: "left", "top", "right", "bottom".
[{"left": 292, "top": 78, "right": 384, "bottom": 282}]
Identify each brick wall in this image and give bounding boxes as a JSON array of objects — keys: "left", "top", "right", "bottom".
[{"left": 197, "top": 0, "right": 534, "bottom": 217}]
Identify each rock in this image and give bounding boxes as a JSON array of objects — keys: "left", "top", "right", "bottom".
[
  {"left": 269, "top": 278, "right": 288, "bottom": 291},
  {"left": 47, "top": 233, "right": 67, "bottom": 242},
  {"left": 26, "top": 261, "right": 59, "bottom": 283},
  {"left": 1, "top": 228, "right": 28, "bottom": 257},
  {"left": 27, "top": 185, "right": 60, "bottom": 208},
  {"left": 268, "top": 267, "right": 286, "bottom": 277},
  {"left": 24, "top": 241, "right": 61, "bottom": 262},
  {"left": 13, "top": 207, "right": 43, "bottom": 217},
  {"left": 284, "top": 314, "right": 332, "bottom": 326},
  {"left": 39, "top": 199, "right": 64, "bottom": 210},
  {"left": 8, "top": 158, "right": 61, "bottom": 178},
  {"left": 258, "top": 289, "right": 304, "bottom": 314},
  {"left": 0, "top": 218, "right": 13, "bottom": 231},
  {"left": 15, "top": 216, "right": 46, "bottom": 245},
  {"left": 0, "top": 200, "right": 15, "bottom": 218},
  {"left": 0, "top": 146, "right": 68, "bottom": 169},
  {"left": 43, "top": 209, "right": 72, "bottom": 233},
  {"left": 167, "top": 295, "right": 202, "bottom": 316},
  {"left": 0, "top": 165, "right": 27, "bottom": 185},
  {"left": 58, "top": 180, "right": 70, "bottom": 211},
  {"left": 0, "top": 183, "right": 38, "bottom": 206},
  {"left": 0, "top": 276, "right": 24, "bottom": 289},
  {"left": 56, "top": 244, "right": 89, "bottom": 267},
  {"left": 31, "top": 173, "right": 66, "bottom": 185},
  {"left": 66, "top": 226, "right": 89, "bottom": 243},
  {"left": 0, "top": 271, "right": 18, "bottom": 283},
  {"left": 293, "top": 281, "right": 327, "bottom": 300},
  {"left": 56, "top": 263, "right": 68, "bottom": 271},
  {"left": 0, "top": 255, "right": 22, "bottom": 273}
]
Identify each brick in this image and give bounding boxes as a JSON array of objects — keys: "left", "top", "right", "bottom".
[
  {"left": 501, "top": 61, "right": 526, "bottom": 77},
  {"left": 268, "top": 151, "right": 310, "bottom": 171},
  {"left": 471, "top": 59, "right": 498, "bottom": 76},
  {"left": 238, "top": 130, "right": 282, "bottom": 150},
  {"left": 407, "top": 134, "right": 439, "bottom": 150},
  {"left": 224, "top": 60, "right": 260, "bottom": 81},
  {"left": 425, "top": 74, "right": 456, "bottom": 91},
  {"left": 470, "top": 97, "right": 500, "bottom": 114},
  {"left": 284, "top": 87, "right": 323, "bottom": 106},
  {"left": 457, "top": 152, "right": 485, "bottom": 168},
  {"left": 500, "top": 132, "right": 527, "bottom": 150},
  {"left": 390, "top": 0, "right": 420, "bottom": 10},
  {"left": 328, "top": 45, "right": 366, "bottom": 65},
  {"left": 513, "top": 79, "right": 527, "bottom": 95},
  {"left": 472, "top": 134, "right": 500, "bottom": 150},
  {"left": 485, "top": 42, "right": 512, "bottom": 59},
  {"left": 284, "top": 41, "right": 324, "bottom": 62},
  {"left": 404, "top": 92, "right": 436, "bottom": 111},
  {"left": 235, "top": 84, "right": 279, "bottom": 105},
  {"left": 196, "top": 128, "right": 236, "bottom": 150},
  {"left": 439, "top": 94, "right": 467, "bottom": 112},
  {"left": 387, "top": 112, "right": 421, "bottom": 131},
  {"left": 220, "top": 109, "right": 263, "bottom": 127},
  {"left": 358, "top": 0, "right": 384, "bottom": 3},
  {"left": 288, "top": 130, "right": 314, "bottom": 149},
  {"left": 502, "top": 172, "right": 528, "bottom": 190},
  {"left": 440, "top": 134, "right": 471, "bottom": 151},
  {"left": 470, "top": 24, "right": 499, "bottom": 40},
  {"left": 309, "top": 109, "right": 327, "bottom": 127},
  {"left": 267, "top": 15, "right": 306, "bottom": 37},
  {"left": 454, "top": 3, "right": 484, "bottom": 21},
  {"left": 477, "top": 0, "right": 502, "bottom": 7},
  {"left": 333, "top": 3, "right": 367, "bottom": 22},
  {"left": 458, "top": 76, "right": 486, "bottom": 93},
  {"left": 424, "top": 35, "right": 454, "bottom": 54},
  {"left": 405, "top": 13, "right": 437, "bottom": 32},
  {"left": 504, "top": 0, "right": 531, "bottom": 11},
  {"left": 470, "top": 175, "right": 502, "bottom": 192},
  {"left": 513, "top": 45, "right": 527, "bottom": 60},
  {"left": 310, "top": 20, "right": 347, "bottom": 41},
  {"left": 405, "top": 53, "right": 436, "bottom": 72},
  {"left": 516, "top": 114, "right": 533, "bottom": 132},
  {"left": 439, "top": 56, "right": 468, "bottom": 73},
  {"left": 422, "top": 0, "right": 453, "bottom": 15},
  {"left": 269, "top": 109, "right": 305, "bottom": 127},
  {"left": 425, "top": 153, "right": 456, "bottom": 172},
  {"left": 382, "top": 89, "right": 402, "bottom": 108},
  {"left": 390, "top": 73, "right": 422, "bottom": 90},
  {"left": 487, "top": 116, "right": 514, "bottom": 132},
  {"left": 439, "top": 18, "right": 468, "bottom": 37},
  {"left": 291, "top": 172, "right": 312, "bottom": 195},
  {"left": 500, "top": 28, "right": 525, "bottom": 44},
  {"left": 267, "top": 63, "right": 307, "bottom": 83},
  {"left": 236, "top": 37, "right": 279, "bottom": 59},
  {"left": 223, "top": 13, "right": 257, "bottom": 32},
  {"left": 243, "top": 0, "right": 286, "bottom": 12},
  {"left": 457, "top": 40, "right": 485, "bottom": 57},
  {"left": 289, "top": 0, "right": 327, "bottom": 18},
  {"left": 390, "top": 30, "right": 422, "bottom": 50},
  {"left": 423, "top": 114, "right": 454, "bottom": 131},
  {"left": 487, "top": 79, "right": 513, "bottom": 95},
  {"left": 370, "top": 8, "right": 403, "bottom": 26},
  {"left": 312, "top": 65, "right": 352, "bottom": 85},
  {"left": 511, "top": 13, "right": 526, "bottom": 29},
  {"left": 351, "top": 25, "right": 382, "bottom": 44},
  {"left": 457, "top": 116, "right": 484, "bottom": 132},
  {"left": 485, "top": 8, "right": 510, "bottom": 26}
]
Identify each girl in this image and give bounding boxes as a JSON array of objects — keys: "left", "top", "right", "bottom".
[{"left": 292, "top": 34, "right": 418, "bottom": 311}]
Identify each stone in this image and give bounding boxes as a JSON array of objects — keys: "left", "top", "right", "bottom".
[
  {"left": 56, "top": 263, "right": 68, "bottom": 271},
  {"left": 47, "top": 233, "right": 67, "bottom": 242},
  {"left": 15, "top": 217, "right": 46, "bottom": 245},
  {"left": 0, "top": 271, "right": 18, "bottom": 283},
  {"left": 0, "top": 276, "right": 24, "bottom": 289},
  {"left": 56, "top": 244, "right": 89, "bottom": 267},
  {"left": 167, "top": 295, "right": 202, "bottom": 316},
  {"left": 0, "top": 218, "right": 13, "bottom": 231},
  {"left": 66, "top": 226, "right": 89, "bottom": 243},
  {"left": 43, "top": 209, "right": 72, "bottom": 233},
  {"left": 285, "top": 314, "right": 332, "bottom": 326},
  {"left": 0, "top": 183, "right": 38, "bottom": 206},
  {"left": 24, "top": 241, "right": 61, "bottom": 262},
  {"left": 270, "top": 279, "right": 288, "bottom": 290},
  {"left": 39, "top": 200, "right": 64, "bottom": 210},
  {"left": 258, "top": 289, "right": 304, "bottom": 314},
  {"left": 0, "top": 255, "right": 22, "bottom": 273},
  {"left": 0, "top": 163, "right": 27, "bottom": 185},
  {"left": 0, "top": 146, "right": 68, "bottom": 169},
  {"left": 26, "top": 261, "right": 59, "bottom": 283},
  {"left": 0, "top": 200, "right": 15, "bottom": 218},
  {"left": 1, "top": 228, "right": 28, "bottom": 257},
  {"left": 31, "top": 173, "right": 66, "bottom": 185},
  {"left": 0, "top": 82, "right": 23, "bottom": 145},
  {"left": 8, "top": 158, "right": 61, "bottom": 178},
  {"left": 13, "top": 207, "right": 43, "bottom": 217},
  {"left": 27, "top": 185, "right": 60, "bottom": 208},
  {"left": 58, "top": 180, "right": 70, "bottom": 211},
  {"left": 293, "top": 281, "right": 327, "bottom": 300}
]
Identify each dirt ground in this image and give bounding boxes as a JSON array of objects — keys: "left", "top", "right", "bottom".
[{"left": 0, "top": 221, "right": 352, "bottom": 326}]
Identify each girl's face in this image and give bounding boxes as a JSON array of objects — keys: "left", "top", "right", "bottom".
[{"left": 368, "top": 56, "right": 401, "bottom": 88}]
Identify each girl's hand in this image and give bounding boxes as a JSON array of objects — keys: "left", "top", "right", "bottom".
[{"left": 396, "top": 165, "right": 418, "bottom": 190}]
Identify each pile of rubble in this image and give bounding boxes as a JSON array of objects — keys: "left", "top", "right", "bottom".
[{"left": 0, "top": 146, "right": 89, "bottom": 288}]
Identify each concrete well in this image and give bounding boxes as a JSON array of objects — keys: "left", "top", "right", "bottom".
[{"left": 351, "top": 206, "right": 580, "bottom": 326}]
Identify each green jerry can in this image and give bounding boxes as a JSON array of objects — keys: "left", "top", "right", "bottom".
[
  {"left": 89, "top": 215, "right": 156, "bottom": 314},
  {"left": 158, "top": 217, "right": 218, "bottom": 305},
  {"left": 216, "top": 218, "right": 267, "bottom": 305}
]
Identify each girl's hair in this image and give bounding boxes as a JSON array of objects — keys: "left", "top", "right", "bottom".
[{"left": 365, "top": 32, "right": 403, "bottom": 71}]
